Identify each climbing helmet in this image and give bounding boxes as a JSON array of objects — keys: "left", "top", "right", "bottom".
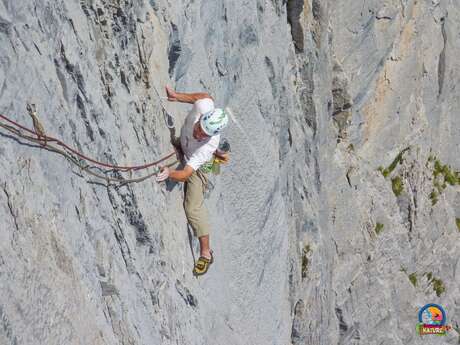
[{"left": 200, "top": 108, "right": 228, "bottom": 136}]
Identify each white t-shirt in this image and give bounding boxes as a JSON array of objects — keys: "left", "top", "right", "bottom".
[{"left": 180, "top": 98, "right": 220, "bottom": 171}]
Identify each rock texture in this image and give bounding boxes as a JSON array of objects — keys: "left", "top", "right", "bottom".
[{"left": 0, "top": 0, "right": 459, "bottom": 344}]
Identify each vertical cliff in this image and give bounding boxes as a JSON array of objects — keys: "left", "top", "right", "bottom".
[{"left": 0, "top": 1, "right": 459, "bottom": 344}]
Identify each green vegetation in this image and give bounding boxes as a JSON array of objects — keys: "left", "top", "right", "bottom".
[
  {"left": 400, "top": 268, "right": 418, "bottom": 288},
  {"left": 375, "top": 223, "right": 384, "bottom": 235},
  {"left": 427, "top": 157, "right": 460, "bottom": 206},
  {"left": 377, "top": 148, "right": 410, "bottom": 196},
  {"left": 391, "top": 176, "right": 404, "bottom": 196},
  {"left": 378, "top": 147, "right": 410, "bottom": 178},
  {"left": 409, "top": 272, "right": 417, "bottom": 287},
  {"left": 378, "top": 151, "right": 460, "bottom": 208},
  {"left": 381, "top": 167, "right": 390, "bottom": 178},
  {"left": 434, "top": 159, "right": 443, "bottom": 176},
  {"left": 432, "top": 278, "right": 446, "bottom": 297},
  {"left": 387, "top": 148, "right": 409, "bottom": 174},
  {"left": 456, "top": 218, "right": 460, "bottom": 232},
  {"left": 301, "top": 244, "right": 311, "bottom": 279},
  {"left": 424, "top": 272, "right": 446, "bottom": 297},
  {"left": 433, "top": 159, "right": 460, "bottom": 185}
]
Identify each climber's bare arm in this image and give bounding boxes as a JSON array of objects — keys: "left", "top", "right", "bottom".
[
  {"left": 165, "top": 86, "right": 212, "bottom": 104},
  {"left": 168, "top": 165, "right": 194, "bottom": 182}
]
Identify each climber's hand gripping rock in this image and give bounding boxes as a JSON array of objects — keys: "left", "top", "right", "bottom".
[{"left": 156, "top": 166, "right": 170, "bottom": 182}]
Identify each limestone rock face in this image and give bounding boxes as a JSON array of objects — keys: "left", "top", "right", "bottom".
[{"left": 0, "top": 1, "right": 459, "bottom": 344}]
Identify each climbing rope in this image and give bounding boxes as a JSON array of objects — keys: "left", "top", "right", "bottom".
[
  {"left": 152, "top": 85, "right": 176, "bottom": 129},
  {"left": 0, "top": 112, "right": 178, "bottom": 185},
  {"left": 0, "top": 113, "right": 176, "bottom": 172}
]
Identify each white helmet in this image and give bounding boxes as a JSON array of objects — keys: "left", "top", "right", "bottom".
[{"left": 200, "top": 108, "right": 228, "bottom": 136}]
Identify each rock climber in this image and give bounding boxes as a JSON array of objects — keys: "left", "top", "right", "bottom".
[{"left": 156, "top": 86, "right": 229, "bottom": 276}]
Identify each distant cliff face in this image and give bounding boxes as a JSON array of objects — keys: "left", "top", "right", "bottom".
[{"left": 0, "top": 1, "right": 459, "bottom": 345}]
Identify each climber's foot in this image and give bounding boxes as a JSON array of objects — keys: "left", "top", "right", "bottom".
[{"left": 193, "top": 250, "right": 214, "bottom": 276}]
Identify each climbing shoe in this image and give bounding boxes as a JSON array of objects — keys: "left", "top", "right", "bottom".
[{"left": 193, "top": 251, "right": 214, "bottom": 276}]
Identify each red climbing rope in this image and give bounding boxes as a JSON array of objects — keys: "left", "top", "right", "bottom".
[{"left": 0, "top": 113, "right": 175, "bottom": 172}]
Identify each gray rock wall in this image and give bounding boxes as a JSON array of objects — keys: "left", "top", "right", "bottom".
[{"left": 0, "top": 0, "right": 459, "bottom": 344}]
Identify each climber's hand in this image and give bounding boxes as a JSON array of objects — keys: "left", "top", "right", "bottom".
[
  {"left": 214, "top": 152, "right": 230, "bottom": 164},
  {"left": 156, "top": 166, "right": 170, "bottom": 182},
  {"left": 165, "top": 86, "right": 178, "bottom": 102}
]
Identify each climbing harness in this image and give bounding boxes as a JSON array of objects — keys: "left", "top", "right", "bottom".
[
  {"left": 199, "top": 138, "right": 231, "bottom": 175},
  {"left": 202, "top": 138, "right": 231, "bottom": 199}
]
